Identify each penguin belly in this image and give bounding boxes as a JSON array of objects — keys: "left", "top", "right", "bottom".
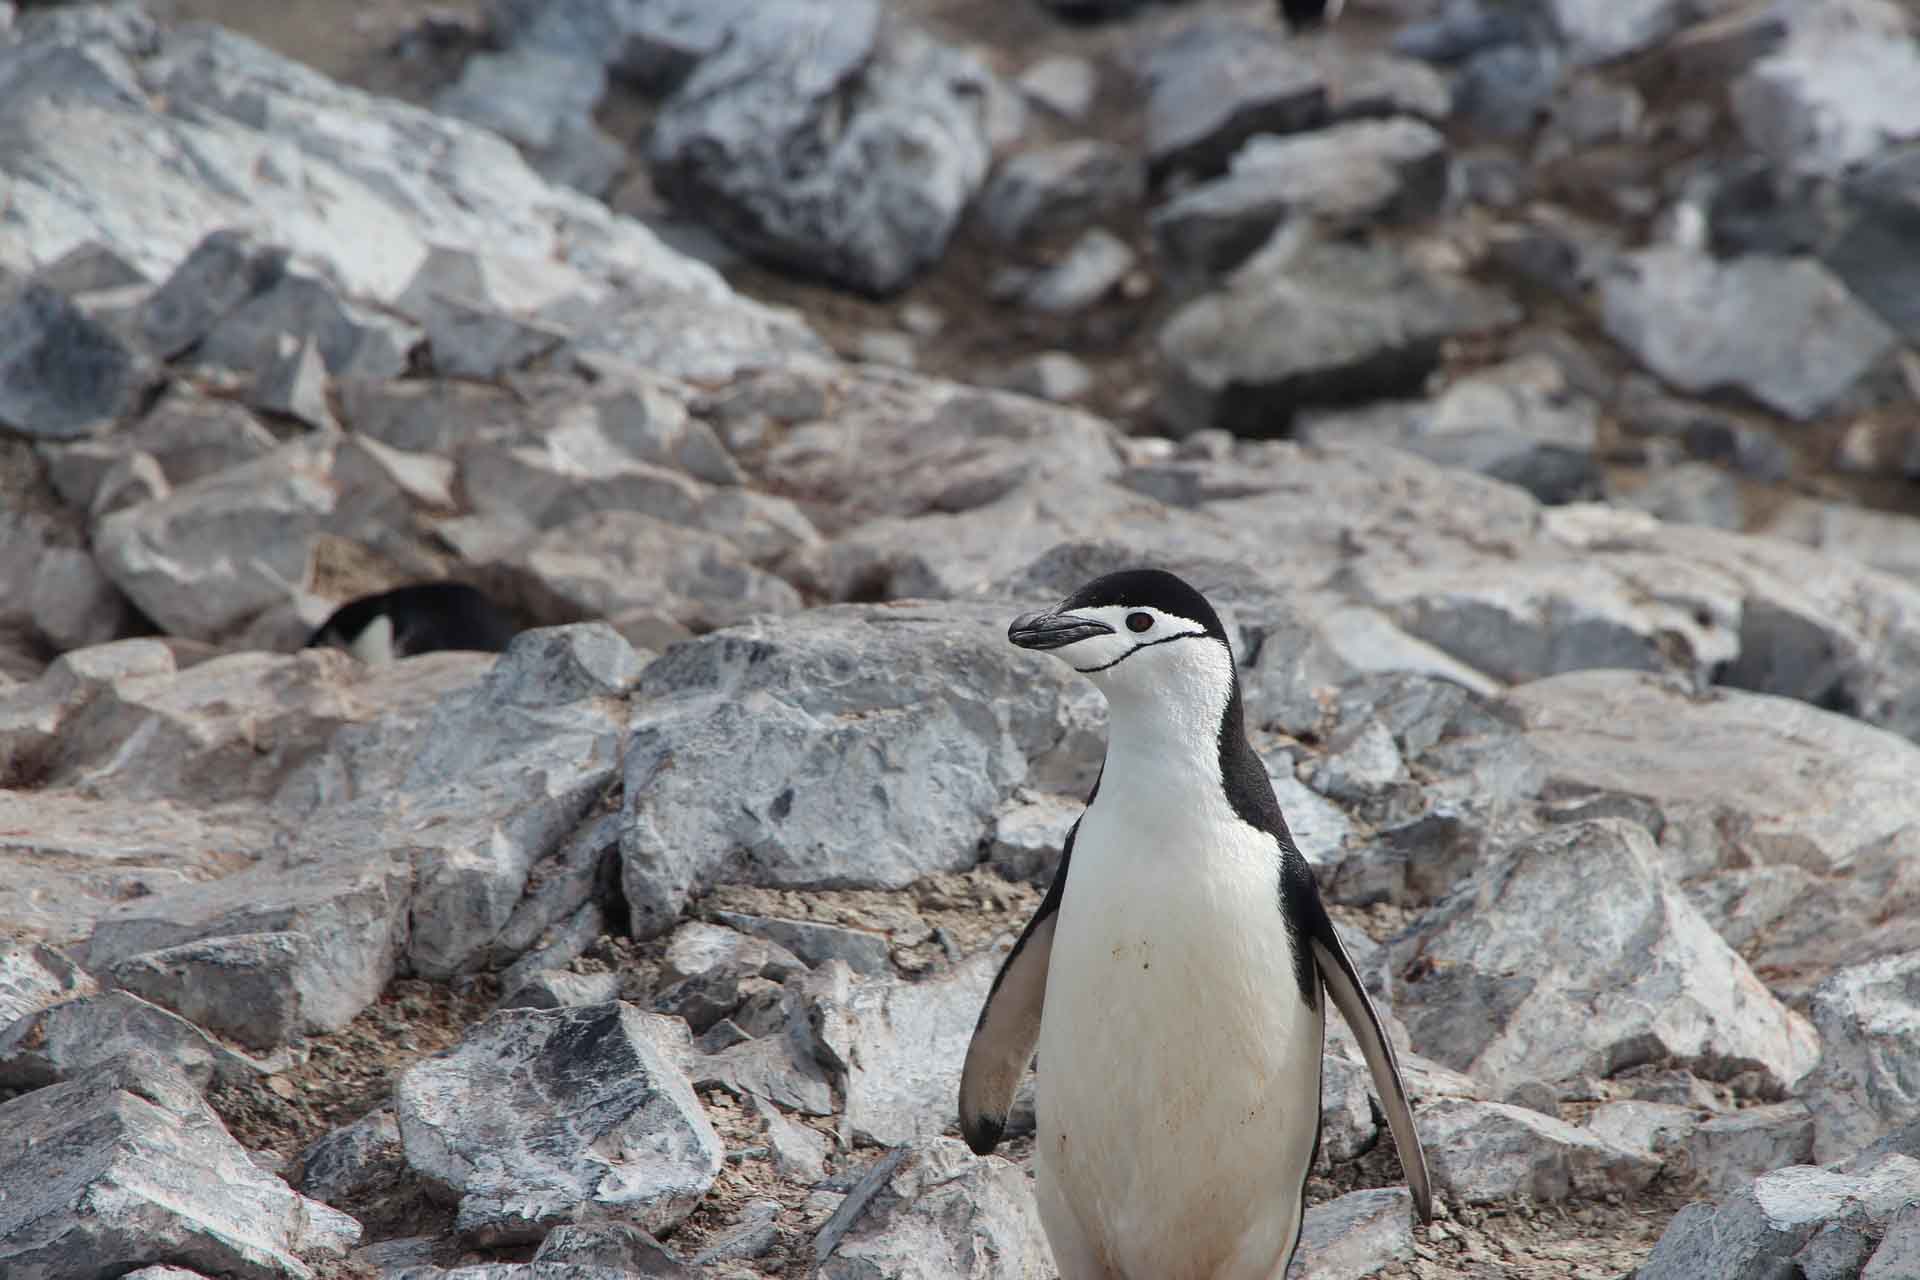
[{"left": 1035, "top": 797, "right": 1325, "bottom": 1280}]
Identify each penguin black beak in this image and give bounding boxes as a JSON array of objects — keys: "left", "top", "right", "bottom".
[{"left": 1009, "top": 610, "right": 1114, "bottom": 650}]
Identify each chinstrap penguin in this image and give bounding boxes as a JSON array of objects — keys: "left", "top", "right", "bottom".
[
  {"left": 960, "top": 568, "right": 1432, "bottom": 1280},
  {"left": 305, "top": 582, "right": 517, "bottom": 666}
]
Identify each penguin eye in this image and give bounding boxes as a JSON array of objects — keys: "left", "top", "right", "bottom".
[{"left": 1126, "top": 612, "right": 1153, "bottom": 633}]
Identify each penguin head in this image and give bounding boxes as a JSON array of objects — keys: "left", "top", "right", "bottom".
[{"left": 1009, "top": 569, "right": 1238, "bottom": 713}]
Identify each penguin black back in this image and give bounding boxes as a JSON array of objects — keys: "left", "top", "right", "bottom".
[{"left": 306, "top": 582, "right": 517, "bottom": 663}]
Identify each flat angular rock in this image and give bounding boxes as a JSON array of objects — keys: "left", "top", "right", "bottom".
[
  {"left": 1158, "top": 236, "right": 1519, "bottom": 437},
  {"left": 1803, "top": 953, "right": 1920, "bottom": 1164},
  {"left": 1866, "top": 1202, "right": 1920, "bottom": 1278},
  {"left": 134, "top": 229, "right": 287, "bottom": 360},
  {"left": 1547, "top": 0, "right": 1694, "bottom": 64},
  {"left": 495, "top": 510, "right": 801, "bottom": 632},
  {"left": 620, "top": 603, "right": 1088, "bottom": 935},
  {"left": 1389, "top": 819, "right": 1819, "bottom": 1095},
  {"left": 804, "top": 951, "right": 998, "bottom": 1147},
  {"left": 1638, "top": 1154, "right": 1920, "bottom": 1280},
  {"left": 1019, "top": 228, "right": 1135, "bottom": 314},
  {"left": 298, "top": 1106, "right": 403, "bottom": 1212},
  {"left": 0, "top": 281, "right": 149, "bottom": 439},
  {"left": 1285, "top": 1187, "right": 1417, "bottom": 1280},
  {"left": 93, "top": 439, "right": 336, "bottom": 640},
  {"left": 1600, "top": 247, "right": 1896, "bottom": 421},
  {"left": 713, "top": 912, "right": 895, "bottom": 977},
  {"left": 0, "top": 1053, "right": 360, "bottom": 1280},
  {"left": 814, "top": 1140, "right": 1050, "bottom": 1278},
  {"left": 1584, "top": 1100, "right": 1700, "bottom": 1160},
  {"left": 396, "top": 1002, "right": 723, "bottom": 1246},
  {"left": 0, "top": 989, "right": 284, "bottom": 1092},
  {"left": 1143, "top": 16, "right": 1327, "bottom": 181},
  {"left": 101, "top": 932, "right": 306, "bottom": 1053},
  {"left": 1153, "top": 118, "right": 1449, "bottom": 277},
  {"left": 648, "top": 1, "right": 993, "bottom": 295},
  {"left": 434, "top": 45, "right": 621, "bottom": 197},
  {"left": 1686, "top": 1101, "right": 1815, "bottom": 1196},
  {"left": 981, "top": 139, "right": 1144, "bottom": 244},
  {"left": 192, "top": 272, "right": 418, "bottom": 382},
  {"left": 84, "top": 845, "right": 412, "bottom": 1036},
  {"left": 1419, "top": 1098, "right": 1661, "bottom": 1204}
]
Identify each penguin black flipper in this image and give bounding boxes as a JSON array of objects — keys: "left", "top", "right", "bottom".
[
  {"left": 959, "top": 775, "right": 1098, "bottom": 1155},
  {"left": 1285, "top": 856, "right": 1435, "bottom": 1223}
]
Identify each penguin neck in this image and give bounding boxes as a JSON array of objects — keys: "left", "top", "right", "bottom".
[{"left": 1094, "top": 654, "right": 1246, "bottom": 800}]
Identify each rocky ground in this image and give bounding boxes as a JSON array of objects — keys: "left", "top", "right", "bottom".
[{"left": 4, "top": 0, "right": 1920, "bottom": 1277}]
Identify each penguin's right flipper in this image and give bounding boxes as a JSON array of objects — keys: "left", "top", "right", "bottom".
[{"left": 958, "top": 818, "right": 1077, "bottom": 1154}]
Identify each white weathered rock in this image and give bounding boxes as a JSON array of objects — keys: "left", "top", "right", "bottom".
[
  {"left": 395, "top": 1002, "right": 723, "bottom": 1246},
  {"left": 1389, "top": 819, "right": 1819, "bottom": 1095},
  {"left": 1639, "top": 1154, "right": 1920, "bottom": 1280},
  {"left": 1803, "top": 953, "right": 1920, "bottom": 1164},
  {"left": 1019, "top": 227, "right": 1136, "bottom": 314},
  {"left": 0, "top": 1052, "right": 360, "bottom": 1280},
  {"left": 1418, "top": 1098, "right": 1662, "bottom": 1205},
  {"left": 0, "top": 988, "right": 287, "bottom": 1092},
  {"left": 804, "top": 951, "right": 998, "bottom": 1147},
  {"left": 813, "top": 1140, "right": 1050, "bottom": 1278},
  {"left": 1584, "top": 1100, "right": 1701, "bottom": 1162},
  {"left": 1730, "top": 2, "right": 1920, "bottom": 180},
  {"left": 1600, "top": 247, "right": 1896, "bottom": 421},
  {"left": 648, "top": 1, "right": 994, "bottom": 295},
  {"left": 0, "top": 941, "right": 96, "bottom": 1029},
  {"left": 712, "top": 912, "right": 895, "bottom": 978},
  {"left": 620, "top": 603, "right": 1090, "bottom": 935}
]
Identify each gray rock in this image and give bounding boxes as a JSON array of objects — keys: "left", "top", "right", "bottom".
[
  {"left": 1152, "top": 118, "right": 1449, "bottom": 278},
  {"left": 620, "top": 603, "right": 1088, "bottom": 935},
  {"left": 1499, "top": 667, "right": 1920, "bottom": 981},
  {"left": 0, "top": 941, "right": 96, "bottom": 1029},
  {"left": 92, "top": 439, "right": 335, "bottom": 640},
  {"left": 1821, "top": 143, "right": 1920, "bottom": 343},
  {"left": 1284, "top": 1188, "right": 1417, "bottom": 1280},
  {"left": 1803, "top": 953, "right": 1920, "bottom": 1164},
  {"left": 1730, "top": 4, "right": 1920, "bottom": 181},
  {"left": 32, "top": 241, "right": 149, "bottom": 296},
  {"left": 1600, "top": 247, "right": 1896, "bottom": 421},
  {"left": 813, "top": 1140, "right": 1050, "bottom": 1278},
  {"left": 692, "top": 1197, "right": 781, "bottom": 1264},
  {"left": 134, "top": 229, "right": 288, "bottom": 360},
  {"left": 494, "top": 813, "right": 623, "bottom": 966},
  {"left": 1016, "top": 55, "right": 1096, "bottom": 120},
  {"left": 1865, "top": 1203, "right": 1920, "bottom": 1279},
  {"left": 0, "top": 282, "right": 149, "bottom": 440},
  {"left": 115, "top": 383, "right": 282, "bottom": 488},
  {"left": 1584, "top": 1100, "right": 1700, "bottom": 1161},
  {"left": 532, "top": 1220, "right": 690, "bottom": 1272},
  {"left": 1685, "top": 1102, "right": 1816, "bottom": 1196},
  {"left": 1307, "top": 717, "right": 1410, "bottom": 805},
  {"left": 755, "top": 1094, "right": 831, "bottom": 1184},
  {"left": 496, "top": 969, "right": 622, "bottom": 1012},
  {"left": 755, "top": 374, "right": 1120, "bottom": 525},
  {"left": 1453, "top": 39, "right": 1564, "bottom": 137},
  {"left": 1638, "top": 1154, "right": 1920, "bottom": 1280},
  {"left": 0, "top": 1052, "right": 360, "bottom": 1280},
  {"left": 804, "top": 952, "right": 997, "bottom": 1147},
  {"left": 980, "top": 140, "right": 1144, "bottom": 244},
  {"left": 649, "top": 3, "right": 993, "bottom": 295},
  {"left": 1143, "top": 16, "right": 1327, "bottom": 180},
  {"left": 712, "top": 912, "right": 894, "bottom": 978},
  {"left": 1019, "top": 227, "right": 1136, "bottom": 314},
  {"left": 0, "top": 16, "right": 725, "bottom": 306},
  {"left": 1620, "top": 461, "right": 1747, "bottom": 531},
  {"left": 496, "top": 509, "right": 801, "bottom": 631},
  {"left": 1388, "top": 819, "right": 1819, "bottom": 1095},
  {"left": 1158, "top": 235, "right": 1519, "bottom": 437},
  {"left": 0, "top": 988, "right": 286, "bottom": 1092},
  {"left": 102, "top": 931, "right": 306, "bottom": 1053},
  {"left": 298, "top": 1105, "right": 403, "bottom": 1211},
  {"left": 1418, "top": 1098, "right": 1661, "bottom": 1205},
  {"left": 654, "top": 921, "right": 804, "bottom": 1031},
  {"left": 1303, "top": 355, "right": 1601, "bottom": 505},
  {"left": 22, "top": 544, "right": 133, "bottom": 652},
  {"left": 248, "top": 333, "right": 337, "bottom": 430},
  {"left": 1319, "top": 46, "right": 1454, "bottom": 124},
  {"left": 191, "top": 272, "right": 418, "bottom": 382},
  {"left": 984, "top": 791, "right": 1080, "bottom": 884},
  {"left": 395, "top": 1002, "right": 723, "bottom": 1246},
  {"left": 434, "top": 45, "right": 622, "bottom": 197}
]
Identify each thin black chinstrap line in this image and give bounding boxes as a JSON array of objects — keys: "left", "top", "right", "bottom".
[{"left": 1074, "top": 630, "right": 1209, "bottom": 674}]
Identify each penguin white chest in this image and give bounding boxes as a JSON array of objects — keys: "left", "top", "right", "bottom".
[{"left": 1035, "top": 786, "right": 1325, "bottom": 1280}]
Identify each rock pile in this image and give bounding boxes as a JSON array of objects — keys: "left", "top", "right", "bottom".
[{"left": 4, "top": 0, "right": 1920, "bottom": 1276}]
